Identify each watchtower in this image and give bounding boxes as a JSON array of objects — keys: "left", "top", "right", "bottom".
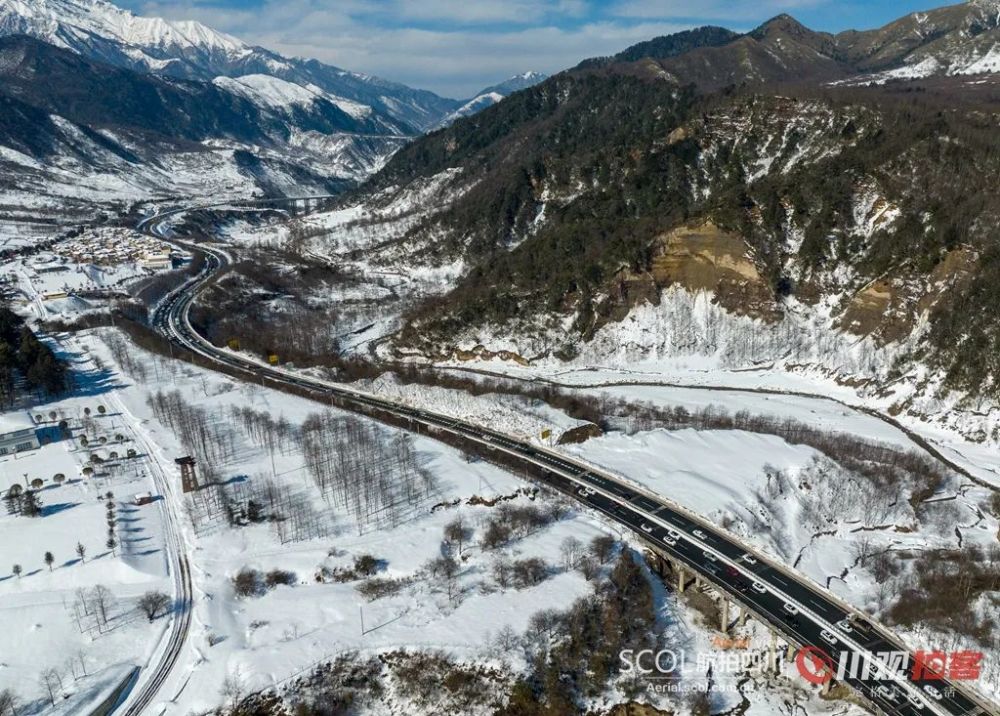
[{"left": 175, "top": 456, "right": 198, "bottom": 493}]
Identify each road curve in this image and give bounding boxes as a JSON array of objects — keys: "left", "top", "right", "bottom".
[{"left": 139, "top": 202, "right": 996, "bottom": 716}]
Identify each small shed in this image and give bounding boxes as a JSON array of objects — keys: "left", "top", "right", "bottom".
[{"left": 133, "top": 492, "right": 155, "bottom": 506}]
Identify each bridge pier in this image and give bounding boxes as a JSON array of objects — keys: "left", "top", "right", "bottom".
[
  {"left": 720, "top": 599, "right": 730, "bottom": 633},
  {"left": 767, "top": 630, "right": 778, "bottom": 674}
]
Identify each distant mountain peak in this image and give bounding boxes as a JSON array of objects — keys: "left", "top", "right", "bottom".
[
  {"left": 432, "top": 71, "right": 548, "bottom": 128},
  {"left": 750, "top": 13, "right": 829, "bottom": 42},
  {"left": 0, "top": 0, "right": 459, "bottom": 130}
]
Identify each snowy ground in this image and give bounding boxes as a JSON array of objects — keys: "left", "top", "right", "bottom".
[
  {"left": 0, "top": 325, "right": 895, "bottom": 715},
  {"left": 0, "top": 383, "right": 172, "bottom": 713},
  {"left": 439, "top": 358, "right": 1000, "bottom": 490},
  {"left": 60, "top": 330, "right": 626, "bottom": 714}
]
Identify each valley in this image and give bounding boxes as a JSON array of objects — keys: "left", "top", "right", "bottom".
[{"left": 1, "top": 0, "right": 999, "bottom": 715}]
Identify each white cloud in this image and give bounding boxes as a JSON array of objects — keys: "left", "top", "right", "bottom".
[
  {"left": 612, "top": 0, "right": 825, "bottom": 21},
  {"left": 138, "top": 0, "right": 697, "bottom": 97}
]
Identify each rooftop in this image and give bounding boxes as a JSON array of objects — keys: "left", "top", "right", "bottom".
[{"left": 0, "top": 411, "right": 35, "bottom": 436}]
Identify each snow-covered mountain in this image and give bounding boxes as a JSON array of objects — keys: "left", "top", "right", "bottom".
[
  {"left": 436, "top": 71, "right": 547, "bottom": 127},
  {"left": 837, "top": 0, "right": 1000, "bottom": 82},
  {"left": 0, "top": 0, "right": 460, "bottom": 131}
]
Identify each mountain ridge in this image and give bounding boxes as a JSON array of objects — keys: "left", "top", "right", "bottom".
[
  {"left": 311, "top": 3, "right": 1000, "bottom": 408},
  {"left": 0, "top": 0, "right": 460, "bottom": 131}
]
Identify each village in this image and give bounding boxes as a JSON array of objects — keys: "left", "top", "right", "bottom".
[{"left": 0, "top": 227, "right": 189, "bottom": 311}]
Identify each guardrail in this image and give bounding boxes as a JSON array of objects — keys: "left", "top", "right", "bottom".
[{"left": 90, "top": 667, "right": 140, "bottom": 716}]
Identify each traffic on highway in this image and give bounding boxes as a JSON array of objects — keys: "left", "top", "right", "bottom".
[{"left": 138, "top": 204, "right": 995, "bottom": 716}]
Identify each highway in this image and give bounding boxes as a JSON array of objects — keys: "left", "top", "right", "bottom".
[{"left": 135, "top": 201, "right": 996, "bottom": 716}]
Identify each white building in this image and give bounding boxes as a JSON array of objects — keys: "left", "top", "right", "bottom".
[{"left": 0, "top": 412, "right": 39, "bottom": 456}]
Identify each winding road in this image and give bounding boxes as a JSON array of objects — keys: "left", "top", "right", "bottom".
[{"left": 125, "top": 200, "right": 996, "bottom": 716}]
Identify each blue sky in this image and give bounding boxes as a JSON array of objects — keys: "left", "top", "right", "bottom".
[{"left": 125, "top": 0, "right": 952, "bottom": 97}]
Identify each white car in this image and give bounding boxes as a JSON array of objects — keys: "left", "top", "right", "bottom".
[
  {"left": 692, "top": 529, "right": 708, "bottom": 540},
  {"left": 640, "top": 522, "right": 653, "bottom": 533},
  {"left": 703, "top": 551, "right": 718, "bottom": 563},
  {"left": 741, "top": 553, "right": 757, "bottom": 565},
  {"left": 819, "top": 629, "right": 838, "bottom": 646},
  {"left": 906, "top": 692, "right": 926, "bottom": 709},
  {"left": 783, "top": 602, "right": 799, "bottom": 616},
  {"left": 662, "top": 535, "right": 677, "bottom": 546},
  {"left": 667, "top": 529, "right": 681, "bottom": 540},
  {"left": 835, "top": 618, "right": 853, "bottom": 634},
  {"left": 751, "top": 581, "right": 767, "bottom": 594},
  {"left": 922, "top": 684, "right": 943, "bottom": 701},
  {"left": 875, "top": 685, "right": 900, "bottom": 703}
]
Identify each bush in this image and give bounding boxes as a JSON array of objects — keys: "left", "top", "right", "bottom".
[
  {"left": 232, "top": 568, "right": 263, "bottom": 598},
  {"left": 356, "top": 577, "right": 409, "bottom": 601},
  {"left": 354, "top": 554, "right": 379, "bottom": 577},
  {"left": 511, "top": 558, "right": 549, "bottom": 589},
  {"left": 264, "top": 569, "right": 296, "bottom": 588},
  {"left": 480, "top": 520, "right": 512, "bottom": 550}
]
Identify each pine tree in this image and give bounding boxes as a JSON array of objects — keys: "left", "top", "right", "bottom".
[
  {"left": 106, "top": 534, "right": 117, "bottom": 557},
  {"left": 21, "top": 490, "right": 41, "bottom": 518},
  {"left": 44, "top": 551, "right": 54, "bottom": 571},
  {"left": 75, "top": 542, "right": 86, "bottom": 563},
  {"left": 12, "top": 564, "right": 21, "bottom": 579}
]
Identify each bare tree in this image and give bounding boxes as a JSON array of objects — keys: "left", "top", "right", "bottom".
[
  {"left": 39, "top": 668, "right": 61, "bottom": 706},
  {"left": 0, "top": 688, "right": 18, "bottom": 716},
  {"left": 492, "top": 555, "right": 513, "bottom": 590},
  {"left": 90, "top": 585, "right": 113, "bottom": 627},
  {"left": 137, "top": 591, "right": 172, "bottom": 622},
  {"left": 589, "top": 534, "right": 617, "bottom": 563},
  {"left": 494, "top": 624, "right": 520, "bottom": 652},
  {"left": 559, "top": 536, "right": 583, "bottom": 570},
  {"left": 577, "top": 555, "right": 601, "bottom": 581},
  {"left": 75, "top": 542, "right": 86, "bottom": 563},
  {"left": 444, "top": 517, "right": 469, "bottom": 556},
  {"left": 428, "top": 555, "right": 461, "bottom": 604}
]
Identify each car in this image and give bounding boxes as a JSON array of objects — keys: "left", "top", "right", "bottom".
[
  {"left": 851, "top": 616, "right": 874, "bottom": 633},
  {"left": 704, "top": 562, "right": 721, "bottom": 577},
  {"left": 906, "top": 692, "right": 926, "bottom": 709},
  {"left": 875, "top": 685, "right": 900, "bottom": 703},
  {"left": 922, "top": 684, "right": 942, "bottom": 701},
  {"left": 640, "top": 522, "right": 653, "bottom": 533},
  {"left": 835, "top": 618, "right": 853, "bottom": 634},
  {"left": 783, "top": 603, "right": 799, "bottom": 616},
  {"left": 751, "top": 581, "right": 767, "bottom": 594},
  {"left": 819, "top": 630, "right": 838, "bottom": 646},
  {"left": 662, "top": 535, "right": 677, "bottom": 546},
  {"left": 703, "top": 551, "right": 718, "bottom": 563},
  {"left": 741, "top": 553, "right": 758, "bottom": 565},
  {"left": 692, "top": 529, "right": 708, "bottom": 540},
  {"left": 667, "top": 528, "right": 681, "bottom": 540}
]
